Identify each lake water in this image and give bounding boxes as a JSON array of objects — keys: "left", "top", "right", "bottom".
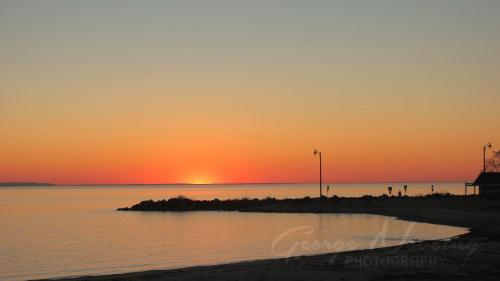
[{"left": 0, "top": 183, "right": 468, "bottom": 281}]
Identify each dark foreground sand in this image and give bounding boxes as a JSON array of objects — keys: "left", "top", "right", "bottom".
[{"left": 40, "top": 196, "right": 500, "bottom": 281}]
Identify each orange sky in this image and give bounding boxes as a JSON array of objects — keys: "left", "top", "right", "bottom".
[{"left": 1, "top": 1, "right": 499, "bottom": 185}]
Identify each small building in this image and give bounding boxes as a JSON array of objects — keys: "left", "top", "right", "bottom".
[{"left": 472, "top": 172, "right": 500, "bottom": 197}]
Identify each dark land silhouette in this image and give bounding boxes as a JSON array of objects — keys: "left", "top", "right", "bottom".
[
  {"left": 0, "top": 182, "right": 54, "bottom": 187},
  {"left": 117, "top": 194, "right": 500, "bottom": 239}
]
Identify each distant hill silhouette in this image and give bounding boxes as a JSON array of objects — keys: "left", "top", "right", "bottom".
[{"left": 0, "top": 182, "right": 54, "bottom": 187}]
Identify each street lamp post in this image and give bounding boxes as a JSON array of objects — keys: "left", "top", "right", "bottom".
[
  {"left": 484, "top": 142, "right": 492, "bottom": 172},
  {"left": 313, "top": 149, "right": 322, "bottom": 198}
]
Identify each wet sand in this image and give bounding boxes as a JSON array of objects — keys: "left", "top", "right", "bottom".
[{"left": 39, "top": 196, "right": 500, "bottom": 281}]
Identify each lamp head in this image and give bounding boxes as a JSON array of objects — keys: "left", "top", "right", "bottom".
[
  {"left": 488, "top": 142, "right": 492, "bottom": 149},
  {"left": 313, "top": 149, "right": 318, "bottom": 156}
]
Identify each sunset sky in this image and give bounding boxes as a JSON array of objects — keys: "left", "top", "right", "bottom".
[{"left": 1, "top": 0, "right": 499, "bottom": 184}]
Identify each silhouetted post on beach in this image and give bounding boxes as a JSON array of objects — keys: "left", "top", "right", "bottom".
[
  {"left": 484, "top": 142, "right": 492, "bottom": 172},
  {"left": 313, "top": 149, "right": 322, "bottom": 198}
]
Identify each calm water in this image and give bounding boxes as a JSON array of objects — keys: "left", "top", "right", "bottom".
[{"left": 0, "top": 183, "right": 468, "bottom": 281}]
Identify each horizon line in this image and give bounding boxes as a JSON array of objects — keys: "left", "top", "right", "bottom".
[{"left": 0, "top": 179, "right": 473, "bottom": 187}]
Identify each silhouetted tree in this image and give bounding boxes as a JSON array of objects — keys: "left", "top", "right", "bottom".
[
  {"left": 403, "top": 185, "right": 408, "bottom": 196},
  {"left": 486, "top": 150, "right": 500, "bottom": 172},
  {"left": 388, "top": 186, "right": 392, "bottom": 196}
]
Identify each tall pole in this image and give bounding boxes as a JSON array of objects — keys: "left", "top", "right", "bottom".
[
  {"left": 314, "top": 149, "right": 323, "bottom": 199},
  {"left": 484, "top": 145, "right": 486, "bottom": 172},
  {"left": 484, "top": 143, "right": 492, "bottom": 172},
  {"left": 319, "top": 152, "right": 322, "bottom": 198}
]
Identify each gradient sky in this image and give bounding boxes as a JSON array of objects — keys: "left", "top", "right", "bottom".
[{"left": 1, "top": 0, "right": 499, "bottom": 184}]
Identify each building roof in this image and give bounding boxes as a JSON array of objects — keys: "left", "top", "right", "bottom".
[{"left": 473, "top": 172, "right": 500, "bottom": 186}]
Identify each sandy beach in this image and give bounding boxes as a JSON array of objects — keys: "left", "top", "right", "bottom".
[{"left": 38, "top": 196, "right": 500, "bottom": 281}]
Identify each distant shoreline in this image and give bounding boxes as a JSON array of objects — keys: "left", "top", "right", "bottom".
[{"left": 0, "top": 182, "right": 54, "bottom": 187}]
